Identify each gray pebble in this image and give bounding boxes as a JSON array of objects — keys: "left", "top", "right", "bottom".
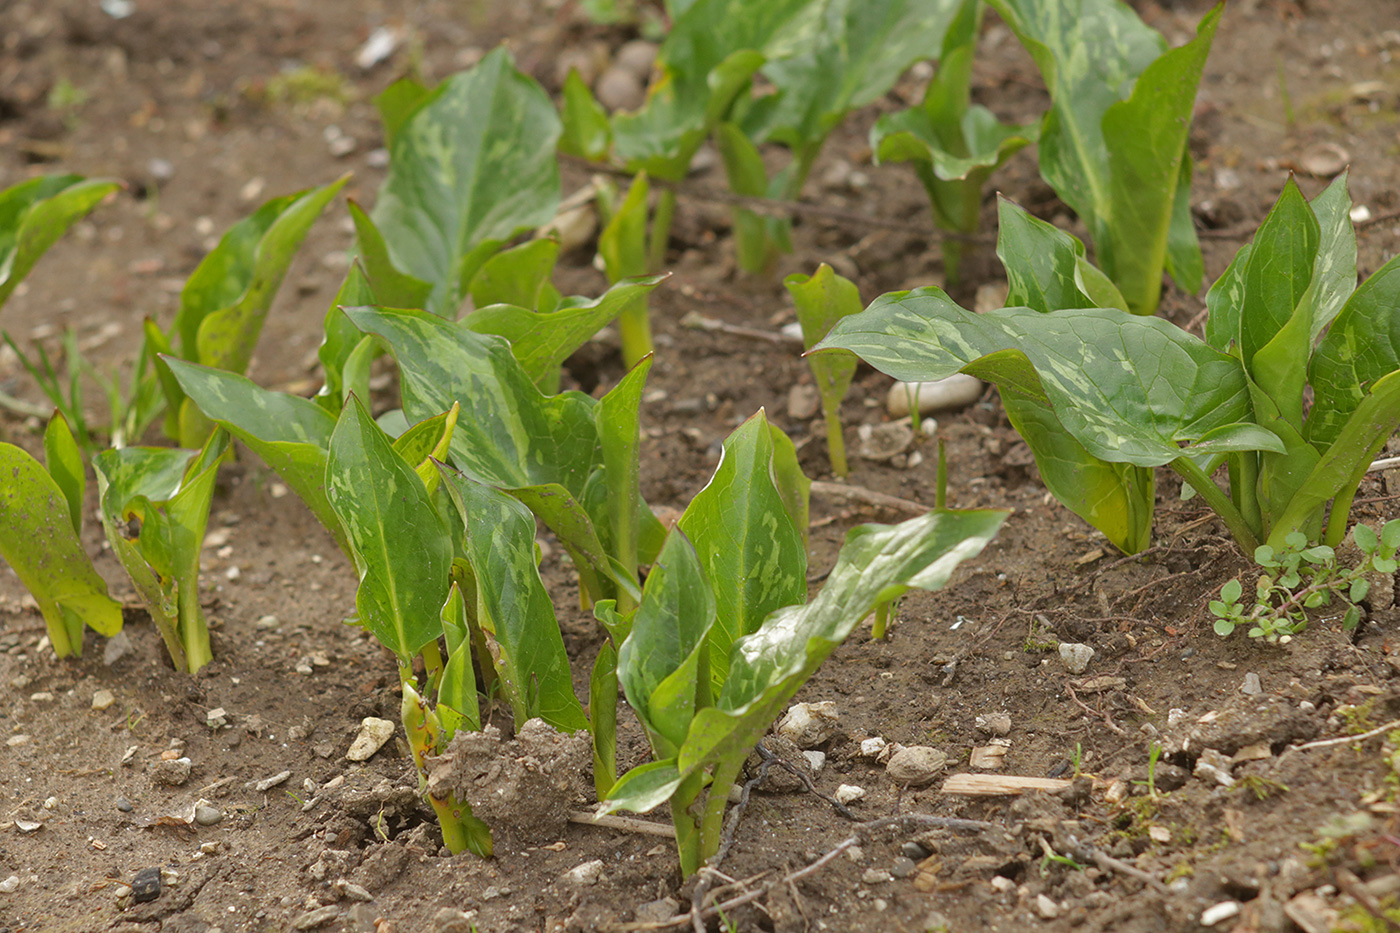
[
  {"left": 901, "top": 841, "right": 929, "bottom": 860},
  {"left": 595, "top": 66, "right": 644, "bottom": 111},
  {"left": 886, "top": 746, "right": 948, "bottom": 786},
  {"left": 1058, "top": 642, "right": 1095, "bottom": 674},
  {"left": 292, "top": 904, "right": 341, "bottom": 930},
  {"left": 890, "top": 856, "right": 918, "bottom": 879},
  {"left": 634, "top": 897, "right": 680, "bottom": 924},
  {"left": 194, "top": 804, "right": 223, "bottom": 826},
  {"left": 153, "top": 757, "right": 192, "bottom": 786},
  {"left": 115, "top": 796, "right": 133, "bottom": 812},
  {"left": 1241, "top": 672, "right": 1262, "bottom": 696}
]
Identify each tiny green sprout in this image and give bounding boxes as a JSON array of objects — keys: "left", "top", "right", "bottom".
[
  {"left": 1070, "top": 742, "right": 1084, "bottom": 779},
  {"left": 1039, "top": 850, "right": 1085, "bottom": 877}
]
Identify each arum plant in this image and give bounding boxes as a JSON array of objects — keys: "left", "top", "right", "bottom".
[
  {"left": 324, "top": 396, "right": 588, "bottom": 854},
  {"left": 601, "top": 411, "right": 1006, "bottom": 876},
  {"left": 817, "top": 175, "right": 1400, "bottom": 559},
  {"left": 719, "top": 0, "right": 964, "bottom": 273},
  {"left": 93, "top": 429, "right": 232, "bottom": 673},
  {"left": 149, "top": 176, "right": 348, "bottom": 447},
  {"left": 361, "top": 49, "right": 562, "bottom": 318},
  {"left": 784, "top": 263, "right": 861, "bottom": 476},
  {"left": 986, "top": 0, "right": 1223, "bottom": 315},
  {"left": 0, "top": 174, "right": 119, "bottom": 310},
  {"left": 870, "top": 0, "right": 1038, "bottom": 288},
  {"left": 0, "top": 412, "right": 124, "bottom": 658}
]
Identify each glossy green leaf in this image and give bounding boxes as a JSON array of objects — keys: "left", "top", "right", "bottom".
[
  {"left": 604, "top": 758, "right": 685, "bottom": 814},
  {"left": 590, "top": 639, "right": 620, "bottom": 798},
  {"left": 468, "top": 238, "right": 561, "bottom": 312},
  {"left": 342, "top": 306, "right": 603, "bottom": 497},
  {"left": 559, "top": 70, "right": 613, "bottom": 161},
  {"left": 818, "top": 288, "right": 1250, "bottom": 466},
  {"left": 0, "top": 443, "right": 122, "bottom": 657},
  {"left": 995, "top": 198, "right": 1126, "bottom": 314},
  {"left": 597, "top": 356, "right": 653, "bottom": 608},
  {"left": 43, "top": 411, "right": 85, "bottom": 536},
  {"left": 347, "top": 201, "right": 433, "bottom": 311},
  {"left": 370, "top": 49, "right": 561, "bottom": 316},
  {"left": 177, "top": 177, "right": 347, "bottom": 374},
  {"left": 163, "top": 357, "right": 349, "bottom": 557},
  {"left": 437, "top": 582, "right": 480, "bottom": 733},
  {"left": 0, "top": 175, "right": 119, "bottom": 310},
  {"left": 988, "top": 0, "right": 1221, "bottom": 314},
  {"left": 677, "top": 412, "right": 807, "bottom": 689},
  {"left": 438, "top": 469, "right": 589, "bottom": 733},
  {"left": 464, "top": 276, "right": 664, "bottom": 392},
  {"left": 676, "top": 507, "right": 1007, "bottom": 786},
  {"left": 373, "top": 76, "right": 431, "bottom": 152},
  {"left": 326, "top": 397, "right": 451, "bottom": 661},
  {"left": 787, "top": 264, "right": 860, "bottom": 476},
  {"left": 618, "top": 529, "right": 715, "bottom": 756}
]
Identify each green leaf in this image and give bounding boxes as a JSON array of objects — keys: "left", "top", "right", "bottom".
[
  {"left": 326, "top": 396, "right": 451, "bottom": 661},
  {"left": 675, "top": 508, "right": 1006, "bottom": 786},
  {"left": 162, "top": 357, "right": 349, "bottom": 557},
  {"left": 598, "top": 174, "right": 651, "bottom": 282},
  {"left": 43, "top": 411, "right": 85, "bottom": 536},
  {"left": 604, "top": 758, "right": 684, "bottom": 815},
  {"left": 1353, "top": 523, "right": 1379, "bottom": 552},
  {"left": 315, "top": 265, "right": 379, "bottom": 413},
  {"left": 590, "top": 640, "right": 620, "bottom": 798},
  {"left": 1221, "top": 577, "right": 1242, "bottom": 603},
  {"left": 715, "top": 122, "right": 775, "bottom": 274},
  {"left": 995, "top": 197, "right": 1126, "bottom": 314},
  {"left": 373, "top": 76, "right": 431, "bottom": 152},
  {"left": 677, "top": 412, "right": 807, "bottom": 689},
  {"left": 177, "top": 177, "right": 348, "bottom": 375},
  {"left": 1213, "top": 618, "right": 1235, "bottom": 637},
  {"left": 559, "top": 70, "right": 613, "bottom": 161},
  {"left": 468, "top": 238, "right": 561, "bottom": 312},
  {"left": 347, "top": 201, "right": 433, "bottom": 311},
  {"left": 618, "top": 529, "right": 715, "bottom": 757},
  {"left": 342, "top": 305, "right": 604, "bottom": 498},
  {"left": 0, "top": 442, "right": 122, "bottom": 657},
  {"left": 464, "top": 275, "right": 664, "bottom": 392},
  {"left": 370, "top": 49, "right": 561, "bottom": 315},
  {"left": 437, "top": 582, "right": 481, "bottom": 733},
  {"left": 987, "top": 0, "right": 1222, "bottom": 314},
  {"left": 437, "top": 469, "right": 589, "bottom": 733},
  {"left": 817, "top": 288, "right": 1251, "bottom": 467},
  {"left": 597, "top": 356, "right": 654, "bottom": 606},
  {"left": 0, "top": 175, "right": 119, "bottom": 310}
]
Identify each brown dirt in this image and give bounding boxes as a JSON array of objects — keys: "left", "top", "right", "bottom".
[{"left": 4, "top": 1, "right": 1400, "bottom": 931}]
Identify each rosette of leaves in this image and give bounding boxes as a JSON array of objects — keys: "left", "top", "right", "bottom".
[
  {"left": 987, "top": 0, "right": 1223, "bottom": 315},
  {"left": 870, "top": 0, "right": 1038, "bottom": 288},
  {"left": 817, "top": 175, "right": 1400, "bottom": 558},
  {"left": 601, "top": 410, "right": 1007, "bottom": 875}
]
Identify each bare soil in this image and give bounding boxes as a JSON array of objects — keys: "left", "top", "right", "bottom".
[{"left": 4, "top": 1, "right": 1400, "bottom": 931}]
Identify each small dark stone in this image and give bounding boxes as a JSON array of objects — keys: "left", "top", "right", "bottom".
[
  {"left": 131, "top": 866, "right": 161, "bottom": 903},
  {"left": 115, "top": 796, "right": 133, "bottom": 812}
]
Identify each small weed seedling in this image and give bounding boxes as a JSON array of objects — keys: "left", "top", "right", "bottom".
[{"left": 1211, "top": 521, "right": 1400, "bottom": 642}]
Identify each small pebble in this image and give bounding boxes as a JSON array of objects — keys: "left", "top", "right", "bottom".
[
  {"left": 115, "top": 796, "right": 133, "bottom": 812},
  {"left": 856, "top": 421, "right": 914, "bottom": 462},
  {"left": 978, "top": 711, "right": 1012, "bottom": 736},
  {"left": 1058, "top": 643, "right": 1094, "bottom": 674},
  {"left": 1036, "top": 893, "right": 1060, "bottom": 919},
  {"left": 595, "top": 66, "right": 644, "bottom": 111},
  {"left": 901, "top": 841, "right": 929, "bottom": 860},
  {"left": 775, "top": 701, "right": 840, "bottom": 749},
  {"left": 91, "top": 689, "right": 116, "bottom": 711},
  {"left": 787, "top": 383, "right": 821, "bottom": 420},
  {"left": 1201, "top": 901, "right": 1241, "bottom": 926},
  {"left": 104, "top": 631, "right": 134, "bottom": 665},
  {"left": 0, "top": 875, "right": 17, "bottom": 893},
  {"left": 801, "top": 750, "right": 826, "bottom": 772},
  {"left": 885, "top": 375, "right": 983, "bottom": 417},
  {"left": 251, "top": 770, "right": 292, "bottom": 792},
  {"left": 131, "top": 866, "right": 162, "bottom": 903},
  {"left": 859, "top": 737, "right": 887, "bottom": 758},
  {"left": 862, "top": 868, "right": 893, "bottom": 884},
  {"left": 634, "top": 897, "right": 680, "bottom": 924},
  {"left": 844, "top": 845, "right": 864, "bottom": 863},
  {"left": 29, "top": 691, "right": 53, "bottom": 702},
  {"left": 335, "top": 879, "right": 373, "bottom": 902},
  {"left": 886, "top": 746, "right": 948, "bottom": 786},
  {"left": 346, "top": 718, "right": 395, "bottom": 761},
  {"left": 890, "top": 856, "right": 918, "bottom": 879},
  {"left": 292, "top": 904, "right": 341, "bottom": 930},
  {"left": 153, "top": 757, "right": 193, "bottom": 786},
  {"left": 6, "top": 735, "right": 31, "bottom": 747},
  {"left": 194, "top": 803, "right": 223, "bottom": 826},
  {"left": 15, "top": 819, "right": 42, "bottom": 834},
  {"left": 563, "top": 859, "right": 604, "bottom": 886},
  {"left": 614, "top": 40, "right": 658, "bottom": 80},
  {"left": 431, "top": 907, "right": 478, "bottom": 933},
  {"left": 255, "top": 614, "right": 280, "bottom": 630},
  {"left": 835, "top": 784, "right": 866, "bottom": 804},
  {"left": 1240, "top": 672, "right": 1262, "bottom": 696}
]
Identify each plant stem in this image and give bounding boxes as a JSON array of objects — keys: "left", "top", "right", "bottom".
[
  {"left": 698, "top": 755, "right": 746, "bottom": 868},
  {"left": 936, "top": 437, "right": 948, "bottom": 510},
  {"left": 647, "top": 188, "right": 676, "bottom": 275},
  {"left": 824, "top": 407, "right": 848, "bottom": 478},
  {"left": 1170, "top": 456, "right": 1259, "bottom": 553},
  {"left": 669, "top": 771, "right": 707, "bottom": 878},
  {"left": 617, "top": 289, "right": 653, "bottom": 370},
  {"left": 1324, "top": 473, "right": 1364, "bottom": 548},
  {"left": 871, "top": 600, "right": 892, "bottom": 640}
]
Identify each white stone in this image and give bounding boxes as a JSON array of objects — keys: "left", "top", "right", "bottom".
[
  {"left": 1036, "top": 894, "right": 1059, "bottom": 919},
  {"left": 563, "top": 859, "right": 604, "bottom": 886},
  {"left": 1058, "top": 643, "right": 1095, "bottom": 674},
  {"left": 886, "top": 375, "right": 983, "bottom": 417},
  {"left": 801, "top": 751, "right": 826, "bottom": 772},
  {"left": 835, "top": 784, "right": 866, "bottom": 805},
  {"left": 91, "top": 689, "right": 115, "bottom": 711},
  {"left": 1201, "top": 901, "right": 1241, "bottom": 926},
  {"left": 859, "top": 737, "right": 888, "bottom": 758},
  {"left": 775, "top": 701, "right": 839, "bottom": 749}
]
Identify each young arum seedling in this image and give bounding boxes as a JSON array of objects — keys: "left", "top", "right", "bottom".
[
  {"left": 93, "top": 429, "right": 232, "bottom": 673},
  {"left": 817, "top": 176, "right": 1400, "bottom": 559},
  {"left": 871, "top": 0, "right": 1038, "bottom": 289},
  {"left": 987, "top": 0, "right": 1223, "bottom": 315},
  {"left": 0, "top": 174, "right": 120, "bottom": 311},
  {"left": 0, "top": 411, "right": 124, "bottom": 659},
  {"left": 603, "top": 410, "right": 1007, "bottom": 877}
]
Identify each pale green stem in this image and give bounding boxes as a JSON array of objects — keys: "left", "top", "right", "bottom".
[
  {"left": 647, "top": 188, "right": 676, "bottom": 275},
  {"left": 1323, "top": 474, "right": 1364, "bottom": 549},
  {"left": 698, "top": 755, "right": 746, "bottom": 868},
  {"left": 1170, "top": 457, "right": 1258, "bottom": 554},
  {"left": 871, "top": 600, "right": 892, "bottom": 640},
  {"left": 824, "top": 407, "right": 848, "bottom": 478}
]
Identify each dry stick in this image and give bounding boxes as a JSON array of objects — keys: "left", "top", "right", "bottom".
[
  {"left": 1074, "top": 845, "right": 1170, "bottom": 894},
  {"left": 679, "top": 312, "right": 794, "bottom": 345},
  {"left": 810, "top": 480, "right": 929, "bottom": 516},
  {"left": 567, "top": 811, "right": 677, "bottom": 838},
  {"left": 1290, "top": 717, "right": 1400, "bottom": 752},
  {"left": 1065, "top": 682, "right": 1127, "bottom": 736}
]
